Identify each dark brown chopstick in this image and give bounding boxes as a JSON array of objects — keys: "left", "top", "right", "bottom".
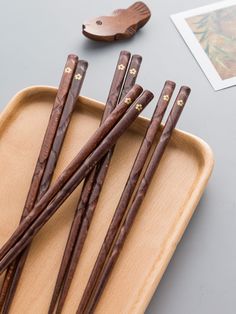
[
  {"left": 77, "top": 80, "right": 176, "bottom": 314},
  {"left": 0, "top": 89, "right": 152, "bottom": 273},
  {"left": 0, "top": 54, "right": 78, "bottom": 310},
  {"left": 48, "top": 51, "right": 135, "bottom": 313},
  {"left": 79, "top": 86, "right": 191, "bottom": 314},
  {"left": 119, "top": 54, "right": 142, "bottom": 101},
  {"left": 1, "top": 60, "right": 88, "bottom": 313},
  {"left": 53, "top": 54, "right": 143, "bottom": 314},
  {"left": 38, "top": 60, "right": 88, "bottom": 199},
  {"left": 0, "top": 86, "right": 149, "bottom": 273},
  {"left": 0, "top": 85, "right": 142, "bottom": 265},
  {"left": 48, "top": 50, "right": 131, "bottom": 314}
]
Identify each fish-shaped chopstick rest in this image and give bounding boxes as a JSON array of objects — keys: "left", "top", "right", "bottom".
[{"left": 82, "top": 2, "right": 151, "bottom": 42}]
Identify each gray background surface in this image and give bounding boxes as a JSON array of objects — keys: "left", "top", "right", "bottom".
[{"left": 0, "top": 0, "right": 235, "bottom": 313}]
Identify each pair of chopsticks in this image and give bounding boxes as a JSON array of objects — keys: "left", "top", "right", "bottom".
[
  {"left": 49, "top": 51, "right": 143, "bottom": 313},
  {"left": 0, "top": 55, "right": 88, "bottom": 312},
  {"left": 77, "top": 83, "right": 191, "bottom": 313},
  {"left": 0, "top": 85, "right": 151, "bottom": 272},
  {"left": 0, "top": 59, "right": 153, "bottom": 299}
]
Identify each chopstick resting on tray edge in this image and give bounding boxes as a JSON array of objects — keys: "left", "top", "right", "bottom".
[
  {"left": 48, "top": 49, "right": 132, "bottom": 313},
  {"left": 77, "top": 79, "right": 176, "bottom": 314},
  {"left": 48, "top": 52, "right": 142, "bottom": 313},
  {"left": 0, "top": 84, "right": 143, "bottom": 266},
  {"left": 0, "top": 57, "right": 88, "bottom": 313},
  {"left": 78, "top": 85, "right": 191, "bottom": 314},
  {"left": 0, "top": 54, "right": 80, "bottom": 310},
  {"left": 0, "top": 86, "right": 153, "bottom": 273},
  {"left": 56, "top": 54, "right": 143, "bottom": 314}
]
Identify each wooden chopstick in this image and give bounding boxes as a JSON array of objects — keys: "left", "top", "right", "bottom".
[
  {"left": 0, "top": 59, "right": 88, "bottom": 313},
  {"left": 0, "top": 86, "right": 150, "bottom": 273},
  {"left": 0, "top": 54, "right": 78, "bottom": 310},
  {"left": 0, "top": 85, "right": 143, "bottom": 265},
  {"left": 119, "top": 54, "right": 142, "bottom": 101},
  {"left": 79, "top": 86, "right": 191, "bottom": 314},
  {"left": 0, "top": 89, "right": 152, "bottom": 274},
  {"left": 53, "top": 54, "right": 143, "bottom": 314},
  {"left": 48, "top": 50, "right": 132, "bottom": 314},
  {"left": 77, "top": 80, "right": 176, "bottom": 313}
]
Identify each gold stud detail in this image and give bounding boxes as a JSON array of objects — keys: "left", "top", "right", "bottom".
[
  {"left": 177, "top": 100, "right": 184, "bottom": 107},
  {"left": 75, "top": 73, "right": 82, "bottom": 80},
  {"left": 129, "top": 68, "right": 137, "bottom": 75},
  {"left": 135, "top": 104, "right": 143, "bottom": 111},
  {"left": 124, "top": 97, "right": 132, "bottom": 105},
  {"left": 65, "top": 67, "right": 72, "bottom": 73},
  {"left": 118, "top": 64, "right": 125, "bottom": 71},
  {"left": 163, "top": 95, "right": 169, "bottom": 101}
]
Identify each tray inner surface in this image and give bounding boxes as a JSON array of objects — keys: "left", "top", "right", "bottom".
[{"left": 0, "top": 87, "right": 213, "bottom": 313}]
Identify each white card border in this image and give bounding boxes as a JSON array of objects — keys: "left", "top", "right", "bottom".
[{"left": 171, "top": 0, "right": 236, "bottom": 90}]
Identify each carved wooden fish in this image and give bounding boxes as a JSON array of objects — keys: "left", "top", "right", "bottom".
[{"left": 82, "top": 2, "right": 151, "bottom": 42}]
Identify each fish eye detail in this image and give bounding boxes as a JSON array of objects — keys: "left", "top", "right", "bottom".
[{"left": 96, "top": 20, "right": 103, "bottom": 25}]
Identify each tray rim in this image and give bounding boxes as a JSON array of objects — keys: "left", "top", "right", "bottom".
[{"left": 0, "top": 86, "right": 214, "bottom": 313}]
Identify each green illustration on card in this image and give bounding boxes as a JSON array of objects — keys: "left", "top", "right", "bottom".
[{"left": 186, "top": 5, "right": 236, "bottom": 80}]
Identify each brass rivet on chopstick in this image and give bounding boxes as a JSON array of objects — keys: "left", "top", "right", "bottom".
[
  {"left": 75, "top": 73, "right": 82, "bottom": 80},
  {"left": 135, "top": 104, "right": 143, "bottom": 111},
  {"left": 163, "top": 95, "right": 169, "bottom": 101},
  {"left": 118, "top": 64, "right": 125, "bottom": 71},
  {"left": 129, "top": 68, "right": 137, "bottom": 75},
  {"left": 124, "top": 97, "right": 132, "bottom": 105},
  {"left": 65, "top": 67, "right": 72, "bottom": 73},
  {"left": 177, "top": 100, "right": 184, "bottom": 107}
]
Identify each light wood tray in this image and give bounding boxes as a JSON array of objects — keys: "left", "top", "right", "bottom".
[{"left": 0, "top": 86, "right": 214, "bottom": 314}]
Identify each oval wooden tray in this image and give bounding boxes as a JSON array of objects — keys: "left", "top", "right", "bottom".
[{"left": 0, "top": 86, "right": 214, "bottom": 314}]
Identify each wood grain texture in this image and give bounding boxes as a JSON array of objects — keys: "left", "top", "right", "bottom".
[
  {"left": 119, "top": 54, "right": 142, "bottom": 101},
  {"left": 80, "top": 86, "right": 191, "bottom": 313},
  {"left": 78, "top": 80, "right": 176, "bottom": 314},
  {"left": 0, "top": 88, "right": 151, "bottom": 273},
  {"left": 0, "top": 85, "right": 143, "bottom": 268},
  {"left": 53, "top": 54, "right": 143, "bottom": 314},
  {"left": 0, "top": 54, "right": 78, "bottom": 311},
  {"left": 48, "top": 50, "right": 131, "bottom": 313},
  {"left": 0, "top": 59, "right": 88, "bottom": 314},
  {"left": 0, "top": 87, "right": 213, "bottom": 313},
  {"left": 82, "top": 2, "right": 151, "bottom": 42}
]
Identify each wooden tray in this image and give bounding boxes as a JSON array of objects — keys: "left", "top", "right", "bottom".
[{"left": 0, "top": 86, "right": 214, "bottom": 314}]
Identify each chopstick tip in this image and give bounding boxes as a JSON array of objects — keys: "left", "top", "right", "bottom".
[
  {"left": 132, "top": 84, "right": 143, "bottom": 94},
  {"left": 132, "top": 54, "right": 142, "bottom": 61},
  {"left": 120, "top": 50, "right": 131, "bottom": 57},
  {"left": 165, "top": 80, "right": 176, "bottom": 88},
  {"left": 68, "top": 54, "right": 79, "bottom": 61},
  {"left": 180, "top": 86, "right": 191, "bottom": 95},
  {"left": 142, "top": 89, "right": 154, "bottom": 101},
  {"left": 78, "top": 60, "right": 89, "bottom": 70}
]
